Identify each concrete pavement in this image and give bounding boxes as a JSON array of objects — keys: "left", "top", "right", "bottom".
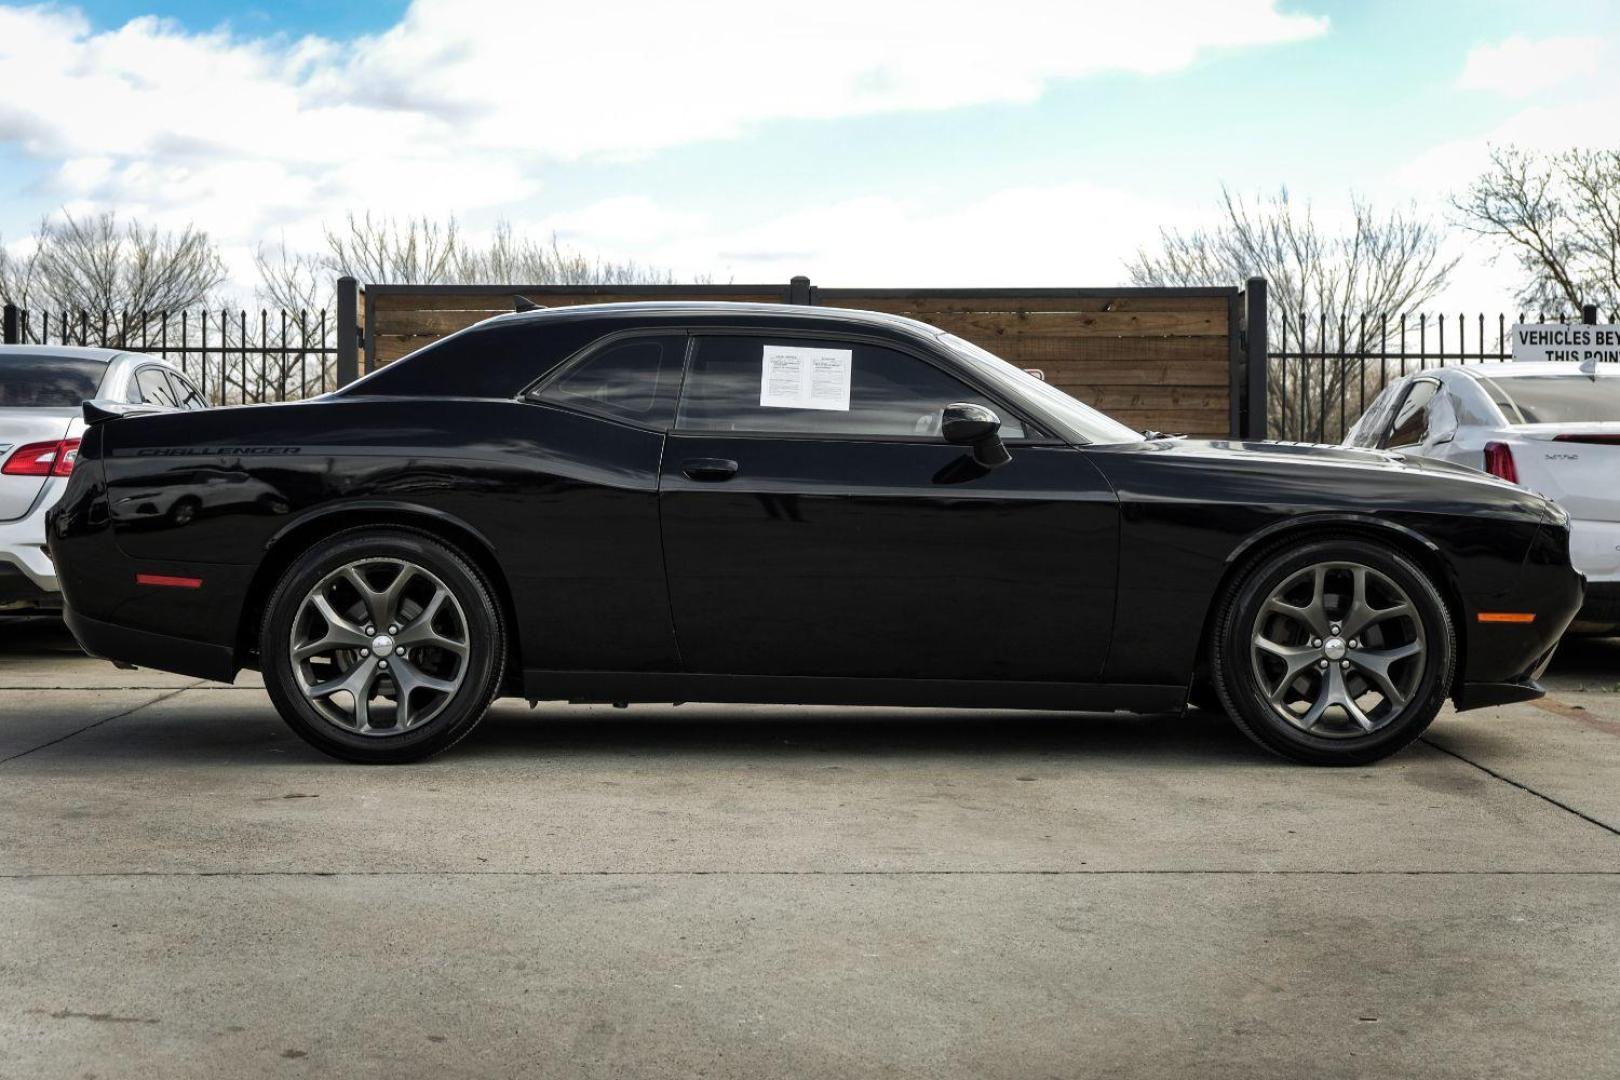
[{"left": 1, "top": 619, "right": 1616, "bottom": 1079}]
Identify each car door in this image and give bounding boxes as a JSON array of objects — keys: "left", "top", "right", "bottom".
[{"left": 657, "top": 331, "right": 1119, "bottom": 683}]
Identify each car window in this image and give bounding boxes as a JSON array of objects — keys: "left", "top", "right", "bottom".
[
  {"left": 677, "top": 335, "right": 1027, "bottom": 439},
  {"left": 166, "top": 371, "right": 207, "bottom": 409},
  {"left": 0, "top": 354, "right": 108, "bottom": 406},
  {"left": 1484, "top": 375, "right": 1620, "bottom": 424},
  {"left": 533, "top": 335, "right": 683, "bottom": 427},
  {"left": 134, "top": 366, "right": 179, "bottom": 407},
  {"left": 1346, "top": 384, "right": 1399, "bottom": 447},
  {"left": 1381, "top": 379, "right": 1439, "bottom": 449},
  {"left": 937, "top": 333, "right": 1137, "bottom": 445}
]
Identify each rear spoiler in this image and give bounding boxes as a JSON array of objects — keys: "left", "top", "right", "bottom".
[{"left": 83, "top": 399, "right": 169, "bottom": 426}]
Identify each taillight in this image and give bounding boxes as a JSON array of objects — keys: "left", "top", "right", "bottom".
[
  {"left": 1483, "top": 441, "right": 1518, "bottom": 484},
  {"left": 1553, "top": 433, "right": 1620, "bottom": 445},
  {"left": 1, "top": 438, "right": 80, "bottom": 478}
]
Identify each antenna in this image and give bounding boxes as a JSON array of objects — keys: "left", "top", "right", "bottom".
[{"left": 513, "top": 295, "right": 545, "bottom": 313}]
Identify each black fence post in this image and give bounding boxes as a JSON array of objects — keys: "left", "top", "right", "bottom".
[
  {"left": 1243, "top": 276, "right": 1269, "bottom": 440},
  {"left": 2, "top": 302, "right": 18, "bottom": 345},
  {"left": 336, "top": 276, "right": 359, "bottom": 387},
  {"left": 1582, "top": 303, "right": 1598, "bottom": 325},
  {"left": 788, "top": 275, "right": 811, "bottom": 305}
]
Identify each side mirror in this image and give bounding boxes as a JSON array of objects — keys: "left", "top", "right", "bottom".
[{"left": 941, "top": 402, "right": 1011, "bottom": 469}]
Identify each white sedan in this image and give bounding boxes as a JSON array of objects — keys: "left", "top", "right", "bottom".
[
  {"left": 1346, "top": 361, "right": 1619, "bottom": 632},
  {"left": 1, "top": 346, "right": 207, "bottom": 614}
]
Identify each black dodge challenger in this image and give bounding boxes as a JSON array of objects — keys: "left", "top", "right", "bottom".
[{"left": 48, "top": 302, "right": 1582, "bottom": 765}]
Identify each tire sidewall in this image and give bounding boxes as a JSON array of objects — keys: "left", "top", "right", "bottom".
[
  {"left": 261, "top": 530, "right": 503, "bottom": 763},
  {"left": 1216, "top": 538, "right": 1455, "bottom": 764}
]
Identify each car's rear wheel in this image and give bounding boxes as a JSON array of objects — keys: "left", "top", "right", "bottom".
[
  {"left": 260, "top": 529, "right": 505, "bottom": 763},
  {"left": 1211, "top": 537, "right": 1455, "bottom": 765}
]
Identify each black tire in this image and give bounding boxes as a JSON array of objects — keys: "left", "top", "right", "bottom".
[
  {"left": 260, "top": 528, "right": 505, "bottom": 764},
  {"left": 1211, "top": 537, "right": 1455, "bottom": 766}
]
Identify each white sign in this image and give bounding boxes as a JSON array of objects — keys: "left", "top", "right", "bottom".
[
  {"left": 1511, "top": 323, "right": 1620, "bottom": 370},
  {"left": 759, "top": 345, "right": 852, "bottom": 411}
]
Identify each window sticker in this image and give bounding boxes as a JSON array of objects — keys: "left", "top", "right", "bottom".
[{"left": 759, "top": 345, "right": 852, "bottom": 411}]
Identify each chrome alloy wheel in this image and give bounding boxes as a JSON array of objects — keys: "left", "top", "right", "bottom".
[
  {"left": 289, "top": 558, "right": 470, "bottom": 736},
  {"left": 1249, "top": 561, "right": 1427, "bottom": 738}
]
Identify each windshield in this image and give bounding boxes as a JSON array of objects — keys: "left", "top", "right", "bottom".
[
  {"left": 1485, "top": 374, "right": 1620, "bottom": 425},
  {"left": 0, "top": 353, "right": 109, "bottom": 407},
  {"left": 937, "top": 333, "right": 1144, "bottom": 445}
]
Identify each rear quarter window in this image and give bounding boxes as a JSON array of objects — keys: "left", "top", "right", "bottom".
[
  {"left": 1493, "top": 375, "right": 1620, "bottom": 424},
  {"left": 0, "top": 354, "right": 107, "bottom": 406},
  {"left": 345, "top": 319, "right": 607, "bottom": 399}
]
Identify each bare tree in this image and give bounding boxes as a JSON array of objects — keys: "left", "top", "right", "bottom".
[
  {"left": 1128, "top": 187, "right": 1457, "bottom": 440},
  {"left": 1454, "top": 145, "right": 1620, "bottom": 315},
  {"left": 452, "top": 220, "right": 681, "bottom": 286},
  {"left": 229, "top": 237, "right": 338, "bottom": 402},
  {"left": 0, "top": 211, "right": 226, "bottom": 344},
  {"left": 323, "top": 212, "right": 464, "bottom": 286},
  {"left": 317, "top": 212, "right": 687, "bottom": 287},
  {"left": 254, "top": 236, "right": 328, "bottom": 314}
]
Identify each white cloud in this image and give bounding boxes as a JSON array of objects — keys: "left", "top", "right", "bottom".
[
  {"left": 1398, "top": 32, "right": 1620, "bottom": 200},
  {"left": 0, "top": 0, "right": 1324, "bottom": 282},
  {"left": 1456, "top": 34, "right": 1602, "bottom": 98},
  {"left": 331, "top": 0, "right": 1326, "bottom": 159}
]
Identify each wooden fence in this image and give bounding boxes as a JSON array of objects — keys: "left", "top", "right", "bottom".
[{"left": 340, "top": 277, "right": 1260, "bottom": 438}]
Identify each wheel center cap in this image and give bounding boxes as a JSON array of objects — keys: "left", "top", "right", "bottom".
[
  {"left": 370, "top": 634, "right": 396, "bottom": 657},
  {"left": 1323, "top": 637, "right": 1347, "bottom": 661}
]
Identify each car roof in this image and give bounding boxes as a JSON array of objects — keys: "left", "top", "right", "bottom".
[
  {"left": 0, "top": 343, "right": 126, "bottom": 363},
  {"left": 485, "top": 300, "right": 950, "bottom": 338},
  {"left": 1446, "top": 361, "right": 1612, "bottom": 379}
]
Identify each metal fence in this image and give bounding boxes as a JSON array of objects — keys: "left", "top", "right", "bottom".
[
  {"left": 1267, "top": 303, "right": 1615, "bottom": 442},
  {"left": 1, "top": 303, "right": 338, "bottom": 405}
]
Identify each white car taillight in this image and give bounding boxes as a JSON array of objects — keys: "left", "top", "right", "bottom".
[{"left": 0, "top": 438, "right": 79, "bottom": 477}]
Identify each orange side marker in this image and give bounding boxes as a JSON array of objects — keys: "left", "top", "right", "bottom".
[{"left": 1477, "top": 612, "right": 1536, "bottom": 624}]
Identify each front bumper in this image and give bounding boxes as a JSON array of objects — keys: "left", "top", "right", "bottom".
[
  {"left": 1452, "top": 523, "right": 1583, "bottom": 712},
  {"left": 1454, "top": 639, "right": 1559, "bottom": 710}
]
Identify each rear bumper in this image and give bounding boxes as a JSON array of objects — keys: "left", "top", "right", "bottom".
[
  {"left": 0, "top": 562, "right": 60, "bottom": 610},
  {"left": 0, "top": 478, "right": 66, "bottom": 599},
  {"left": 63, "top": 607, "right": 238, "bottom": 683}
]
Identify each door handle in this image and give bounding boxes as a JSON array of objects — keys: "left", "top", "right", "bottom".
[{"left": 681, "top": 457, "right": 738, "bottom": 482}]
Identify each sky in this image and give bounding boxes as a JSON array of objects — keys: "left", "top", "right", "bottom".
[{"left": 0, "top": 0, "right": 1615, "bottom": 308}]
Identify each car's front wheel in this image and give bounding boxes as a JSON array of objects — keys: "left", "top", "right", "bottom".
[
  {"left": 1211, "top": 537, "right": 1455, "bottom": 765},
  {"left": 260, "top": 529, "right": 505, "bottom": 763}
]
